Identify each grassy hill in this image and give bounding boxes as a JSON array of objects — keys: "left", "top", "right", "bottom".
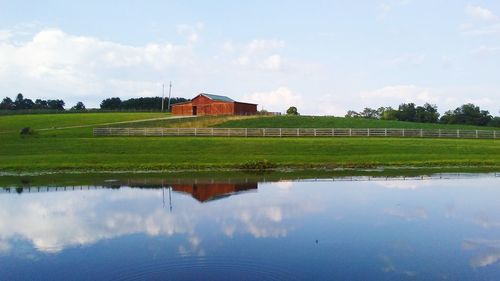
[
  {"left": 0, "top": 113, "right": 498, "bottom": 173},
  {"left": 215, "top": 116, "right": 498, "bottom": 130},
  {"left": 0, "top": 112, "right": 168, "bottom": 133}
]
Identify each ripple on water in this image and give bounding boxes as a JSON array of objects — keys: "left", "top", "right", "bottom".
[{"left": 110, "top": 255, "right": 300, "bottom": 281}]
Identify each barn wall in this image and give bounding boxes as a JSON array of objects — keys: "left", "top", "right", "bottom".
[
  {"left": 234, "top": 102, "right": 257, "bottom": 115},
  {"left": 171, "top": 103, "right": 193, "bottom": 115},
  {"left": 172, "top": 95, "right": 258, "bottom": 116}
]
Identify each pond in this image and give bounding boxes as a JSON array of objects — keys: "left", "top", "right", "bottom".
[{"left": 0, "top": 173, "right": 499, "bottom": 280}]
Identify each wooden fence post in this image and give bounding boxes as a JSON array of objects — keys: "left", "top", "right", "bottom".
[
  {"left": 439, "top": 129, "right": 441, "bottom": 138},
  {"left": 385, "top": 128, "right": 387, "bottom": 137},
  {"left": 280, "top": 128, "right": 282, "bottom": 137},
  {"left": 476, "top": 130, "right": 478, "bottom": 139},
  {"left": 314, "top": 129, "right": 317, "bottom": 136},
  {"left": 457, "top": 129, "right": 459, "bottom": 138},
  {"left": 245, "top": 128, "right": 248, "bottom": 137},
  {"left": 402, "top": 129, "right": 405, "bottom": 137},
  {"left": 349, "top": 128, "right": 352, "bottom": 137},
  {"left": 367, "top": 128, "right": 370, "bottom": 137},
  {"left": 263, "top": 128, "right": 266, "bottom": 137},
  {"left": 420, "top": 129, "right": 423, "bottom": 137}
]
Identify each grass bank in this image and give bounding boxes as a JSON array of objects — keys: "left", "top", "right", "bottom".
[
  {"left": 0, "top": 113, "right": 498, "bottom": 173},
  {"left": 216, "top": 116, "right": 499, "bottom": 130}
]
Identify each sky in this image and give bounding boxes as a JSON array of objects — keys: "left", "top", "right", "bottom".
[{"left": 0, "top": 0, "right": 499, "bottom": 115}]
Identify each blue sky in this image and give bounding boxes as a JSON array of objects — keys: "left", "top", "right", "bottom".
[{"left": 0, "top": 0, "right": 498, "bottom": 114}]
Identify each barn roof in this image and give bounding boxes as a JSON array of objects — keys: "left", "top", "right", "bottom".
[{"left": 200, "top": 93, "right": 234, "bottom": 102}]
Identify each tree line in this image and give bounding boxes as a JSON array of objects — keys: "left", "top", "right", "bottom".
[
  {"left": 1, "top": 94, "right": 66, "bottom": 110},
  {"left": 100, "top": 97, "right": 188, "bottom": 110},
  {"left": 346, "top": 103, "right": 500, "bottom": 127},
  {"left": 0, "top": 93, "right": 188, "bottom": 111}
]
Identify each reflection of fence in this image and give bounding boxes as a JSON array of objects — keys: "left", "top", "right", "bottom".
[
  {"left": 1, "top": 173, "right": 498, "bottom": 194},
  {"left": 94, "top": 127, "right": 500, "bottom": 139}
]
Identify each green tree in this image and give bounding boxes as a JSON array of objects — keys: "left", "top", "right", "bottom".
[
  {"left": 381, "top": 107, "right": 398, "bottom": 120},
  {"left": 396, "top": 103, "right": 417, "bottom": 122},
  {"left": 71, "top": 101, "right": 86, "bottom": 111},
  {"left": 286, "top": 106, "right": 299, "bottom": 115},
  {"left": 345, "top": 110, "right": 360, "bottom": 118},
  {"left": 100, "top": 97, "right": 122, "bottom": 109},
  {"left": 47, "top": 99, "right": 65, "bottom": 110},
  {"left": 0, "top": 97, "right": 14, "bottom": 110}
]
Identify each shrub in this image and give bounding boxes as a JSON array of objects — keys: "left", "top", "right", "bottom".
[
  {"left": 239, "top": 160, "right": 277, "bottom": 171},
  {"left": 20, "top": 127, "right": 36, "bottom": 137}
]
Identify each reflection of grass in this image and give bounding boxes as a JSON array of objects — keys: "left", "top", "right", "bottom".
[
  {"left": 109, "top": 115, "right": 262, "bottom": 128},
  {"left": 0, "top": 167, "right": 498, "bottom": 188},
  {"left": 216, "top": 116, "right": 499, "bottom": 130}
]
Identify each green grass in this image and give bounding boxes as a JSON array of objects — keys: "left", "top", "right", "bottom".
[
  {"left": 109, "top": 115, "right": 260, "bottom": 128},
  {"left": 0, "top": 112, "right": 168, "bottom": 133},
  {"left": 216, "top": 116, "right": 498, "bottom": 130},
  {"left": 0, "top": 113, "right": 498, "bottom": 173}
]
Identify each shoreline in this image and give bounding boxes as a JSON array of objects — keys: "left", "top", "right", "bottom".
[{"left": 1, "top": 164, "right": 498, "bottom": 177}]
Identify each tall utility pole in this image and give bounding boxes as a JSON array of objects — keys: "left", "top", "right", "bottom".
[
  {"left": 161, "top": 83, "right": 165, "bottom": 112},
  {"left": 167, "top": 81, "right": 172, "bottom": 112}
]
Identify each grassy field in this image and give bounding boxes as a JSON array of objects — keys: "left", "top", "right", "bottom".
[
  {"left": 215, "top": 116, "right": 498, "bottom": 130},
  {"left": 109, "top": 115, "right": 260, "bottom": 128},
  {"left": 0, "top": 112, "right": 168, "bottom": 133},
  {"left": 0, "top": 113, "right": 498, "bottom": 173}
]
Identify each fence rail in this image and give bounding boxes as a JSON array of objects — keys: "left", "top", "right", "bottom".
[{"left": 93, "top": 127, "right": 499, "bottom": 139}]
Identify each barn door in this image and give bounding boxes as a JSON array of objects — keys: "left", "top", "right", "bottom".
[{"left": 192, "top": 106, "right": 197, "bottom": 115}]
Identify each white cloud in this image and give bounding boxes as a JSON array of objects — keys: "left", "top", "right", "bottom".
[
  {"left": 359, "top": 85, "right": 439, "bottom": 106},
  {"left": 259, "top": 54, "right": 282, "bottom": 70},
  {"left": 244, "top": 87, "right": 303, "bottom": 112},
  {"left": 176, "top": 23, "right": 204, "bottom": 43},
  {"left": 0, "top": 28, "right": 194, "bottom": 107},
  {"left": 234, "top": 39, "right": 285, "bottom": 70},
  {"left": 221, "top": 41, "right": 234, "bottom": 53},
  {"left": 245, "top": 39, "right": 285, "bottom": 53},
  {"left": 385, "top": 53, "right": 425, "bottom": 67},
  {"left": 0, "top": 30, "right": 11, "bottom": 41},
  {"left": 461, "top": 6, "right": 500, "bottom": 35},
  {"left": 460, "top": 23, "right": 500, "bottom": 35},
  {"left": 377, "top": 0, "right": 411, "bottom": 19},
  {"left": 471, "top": 46, "right": 500, "bottom": 56},
  {"left": 466, "top": 5, "right": 498, "bottom": 22}
]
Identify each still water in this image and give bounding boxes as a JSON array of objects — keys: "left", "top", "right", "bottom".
[{"left": 0, "top": 174, "right": 499, "bottom": 280}]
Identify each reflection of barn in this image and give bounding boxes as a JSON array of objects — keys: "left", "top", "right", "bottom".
[
  {"left": 171, "top": 93, "right": 257, "bottom": 116},
  {"left": 171, "top": 183, "right": 258, "bottom": 202}
]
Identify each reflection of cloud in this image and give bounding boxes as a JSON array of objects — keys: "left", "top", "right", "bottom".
[
  {"left": 0, "top": 183, "right": 325, "bottom": 255},
  {"left": 275, "top": 181, "right": 294, "bottom": 191},
  {"left": 376, "top": 181, "right": 420, "bottom": 190},
  {"left": 384, "top": 207, "right": 427, "bottom": 221},
  {"left": 471, "top": 253, "right": 500, "bottom": 269},
  {"left": 0, "top": 189, "right": 196, "bottom": 253},
  {"left": 0, "top": 239, "right": 11, "bottom": 253},
  {"left": 473, "top": 213, "right": 500, "bottom": 229},
  {"left": 462, "top": 239, "right": 500, "bottom": 269},
  {"left": 380, "top": 255, "right": 416, "bottom": 277}
]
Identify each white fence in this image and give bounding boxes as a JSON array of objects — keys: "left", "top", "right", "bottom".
[{"left": 93, "top": 127, "right": 499, "bottom": 139}]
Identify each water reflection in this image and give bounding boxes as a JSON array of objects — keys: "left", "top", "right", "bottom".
[{"left": 0, "top": 174, "right": 499, "bottom": 280}]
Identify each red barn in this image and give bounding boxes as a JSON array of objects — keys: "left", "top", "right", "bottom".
[{"left": 171, "top": 93, "right": 257, "bottom": 116}]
